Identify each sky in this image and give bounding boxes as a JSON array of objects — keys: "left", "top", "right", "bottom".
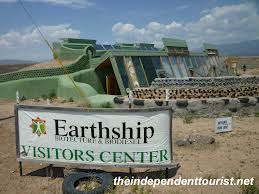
[{"left": 0, "top": 0, "right": 259, "bottom": 60}]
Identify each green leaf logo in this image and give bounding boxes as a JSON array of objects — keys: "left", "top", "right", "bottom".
[{"left": 30, "top": 117, "right": 46, "bottom": 136}]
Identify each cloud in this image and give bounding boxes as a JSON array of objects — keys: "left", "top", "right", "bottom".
[
  {"left": 112, "top": 2, "right": 259, "bottom": 49},
  {"left": 176, "top": 4, "right": 190, "bottom": 10},
  {"left": 0, "top": 0, "right": 95, "bottom": 8},
  {"left": 0, "top": 24, "right": 80, "bottom": 60}
]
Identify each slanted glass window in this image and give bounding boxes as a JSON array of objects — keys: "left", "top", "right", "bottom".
[
  {"left": 208, "top": 56, "right": 216, "bottom": 67},
  {"left": 195, "top": 57, "right": 206, "bottom": 76},
  {"left": 177, "top": 56, "right": 189, "bottom": 78},
  {"left": 190, "top": 56, "right": 198, "bottom": 68},
  {"left": 113, "top": 45, "right": 120, "bottom": 49},
  {"left": 151, "top": 57, "right": 162, "bottom": 69},
  {"left": 204, "top": 57, "right": 211, "bottom": 71},
  {"left": 94, "top": 44, "right": 105, "bottom": 50},
  {"left": 199, "top": 56, "right": 209, "bottom": 75},
  {"left": 103, "top": 44, "right": 114, "bottom": 50},
  {"left": 115, "top": 56, "right": 129, "bottom": 89},
  {"left": 151, "top": 56, "right": 167, "bottom": 78},
  {"left": 161, "top": 57, "right": 174, "bottom": 78},
  {"left": 183, "top": 56, "right": 193, "bottom": 69},
  {"left": 131, "top": 57, "right": 149, "bottom": 87},
  {"left": 169, "top": 56, "right": 182, "bottom": 78},
  {"left": 183, "top": 56, "right": 194, "bottom": 76},
  {"left": 140, "top": 56, "right": 157, "bottom": 84}
]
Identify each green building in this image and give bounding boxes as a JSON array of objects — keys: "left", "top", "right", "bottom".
[{"left": 0, "top": 37, "right": 230, "bottom": 105}]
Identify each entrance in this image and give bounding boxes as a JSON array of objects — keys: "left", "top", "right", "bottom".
[{"left": 96, "top": 58, "right": 120, "bottom": 95}]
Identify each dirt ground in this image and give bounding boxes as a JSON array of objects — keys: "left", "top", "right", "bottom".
[{"left": 0, "top": 99, "right": 258, "bottom": 194}]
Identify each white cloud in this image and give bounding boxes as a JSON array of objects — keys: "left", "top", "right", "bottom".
[
  {"left": 0, "top": 24, "right": 80, "bottom": 60},
  {"left": 0, "top": 0, "right": 95, "bottom": 8},
  {"left": 112, "top": 2, "right": 259, "bottom": 49},
  {"left": 176, "top": 4, "right": 190, "bottom": 10}
]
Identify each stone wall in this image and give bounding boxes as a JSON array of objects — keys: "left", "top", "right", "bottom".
[
  {"left": 113, "top": 96, "right": 259, "bottom": 118},
  {"left": 133, "top": 76, "right": 259, "bottom": 99}
]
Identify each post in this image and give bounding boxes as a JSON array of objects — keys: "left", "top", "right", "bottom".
[
  {"left": 19, "top": 161, "right": 23, "bottom": 176},
  {"left": 16, "top": 91, "right": 20, "bottom": 104},
  {"left": 126, "top": 88, "right": 133, "bottom": 175},
  {"left": 165, "top": 89, "right": 170, "bottom": 178},
  {"left": 127, "top": 88, "right": 133, "bottom": 109},
  {"left": 165, "top": 167, "right": 169, "bottom": 178},
  {"left": 165, "top": 89, "right": 169, "bottom": 106},
  {"left": 129, "top": 167, "right": 132, "bottom": 178},
  {"left": 49, "top": 164, "right": 53, "bottom": 178}
]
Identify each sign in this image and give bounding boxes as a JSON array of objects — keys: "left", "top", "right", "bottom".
[
  {"left": 15, "top": 105, "right": 172, "bottom": 167},
  {"left": 215, "top": 117, "right": 232, "bottom": 133}
]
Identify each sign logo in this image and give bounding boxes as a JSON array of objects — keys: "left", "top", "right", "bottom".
[{"left": 30, "top": 117, "right": 46, "bottom": 136}]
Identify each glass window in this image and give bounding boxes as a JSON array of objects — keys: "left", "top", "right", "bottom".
[
  {"left": 177, "top": 56, "right": 189, "bottom": 78},
  {"left": 131, "top": 57, "right": 149, "bottom": 87},
  {"left": 113, "top": 45, "right": 120, "bottom": 49},
  {"left": 190, "top": 56, "right": 198, "bottom": 68},
  {"left": 199, "top": 56, "right": 209, "bottom": 75},
  {"left": 208, "top": 56, "right": 216, "bottom": 67},
  {"left": 151, "top": 57, "right": 163, "bottom": 70},
  {"left": 94, "top": 44, "right": 105, "bottom": 50},
  {"left": 195, "top": 57, "right": 206, "bottom": 76},
  {"left": 140, "top": 57, "right": 157, "bottom": 84},
  {"left": 183, "top": 56, "right": 193, "bottom": 69},
  {"left": 204, "top": 56, "right": 211, "bottom": 69},
  {"left": 161, "top": 57, "right": 174, "bottom": 78},
  {"left": 103, "top": 44, "right": 114, "bottom": 50},
  {"left": 183, "top": 56, "right": 194, "bottom": 76},
  {"left": 169, "top": 56, "right": 182, "bottom": 78},
  {"left": 152, "top": 56, "right": 169, "bottom": 78},
  {"left": 115, "top": 56, "right": 129, "bottom": 89}
]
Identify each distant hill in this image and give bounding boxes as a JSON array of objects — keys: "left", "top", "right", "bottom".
[
  {"left": 0, "top": 59, "right": 36, "bottom": 65},
  {"left": 217, "top": 40, "right": 259, "bottom": 56}
]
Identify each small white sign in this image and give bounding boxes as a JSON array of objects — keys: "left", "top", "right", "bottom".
[{"left": 215, "top": 117, "right": 232, "bottom": 133}]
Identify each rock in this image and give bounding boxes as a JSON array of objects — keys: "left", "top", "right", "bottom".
[
  {"left": 176, "top": 139, "right": 190, "bottom": 146},
  {"left": 113, "top": 97, "right": 124, "bottom": 104},
  {"left": 0, "top": 122, "right": 3, "bottom": 128},
  {"left": 188, "top": 134, "right": 215, "bottom": 145},
  {"left": 238, "top": 97, "right": 249, "bottom": 104},
  {"left": 222, "top": 99, "right": 229, "bottom": 105},
  {"left": 155, "top": 100, "right": 163, "bottom": 106},
  {"left": 176, "top": 99, "right": 188, "bottom": 108},
  {"left": 133, "top": 99, "right": 144, "bottom": 106}
]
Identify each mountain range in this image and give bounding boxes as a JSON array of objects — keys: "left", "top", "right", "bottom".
[{"left": 217, "top": 39, "right": 259, "bottom": 56}]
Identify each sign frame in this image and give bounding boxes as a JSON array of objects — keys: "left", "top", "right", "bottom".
[{"left": 15, "top": 104, "right": 173, "bottom": 168}]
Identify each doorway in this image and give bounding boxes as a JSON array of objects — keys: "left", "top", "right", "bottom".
[{"left": 96, "top": 58, "right": 120, "bottom": 95}]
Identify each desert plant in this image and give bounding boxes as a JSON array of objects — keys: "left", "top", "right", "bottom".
[
  {"left": 21, "top": 96, "right": 26, "bottom": 101},
  {"left": 255, "top": 112, "right": 259, "bottom": 117},
  {"left": 33, "top": 98, "right": 40, "bottom": 102},
  {"left": 41, "top": 94, "right": 48, "bottom": 100},
  {"left": 77, "top": 100, "right": 91, "bottom": 108},
  {"left": 48, "top": 89, "right": 56, "bottom": 100},
  {"left": 183, "top": 114, "right": 193, "bottom": 124},
  {"left": 131, "top": 185, "right": 150, "bottom": 194},
  {"left": 241, "top": 183, "right": 259, "bottom": 194},
  {"left": 68, "top": 97, "right": 74, "bottom": 102},
  {"left": 100, "top": 102, "right": 113, "bottom": 108}
]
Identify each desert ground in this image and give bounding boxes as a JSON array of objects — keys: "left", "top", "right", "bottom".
[
  {"left": 0, "top": 98, "right": 259, "bottom": 194},
  {"left": 237, "top": 56, "right": 259, "bottom": 75}
]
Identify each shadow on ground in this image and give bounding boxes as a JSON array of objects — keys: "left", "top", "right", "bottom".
[{"left": 25, "top": 164, "right": 180, "bottom": 179}]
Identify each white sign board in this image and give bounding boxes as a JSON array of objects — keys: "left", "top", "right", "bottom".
[
  {"left": 15, "top": 105, "right": 172, "bottom": 167},
  {"left": 215, "top": 117, "right": 232, "bottom": 133}
]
